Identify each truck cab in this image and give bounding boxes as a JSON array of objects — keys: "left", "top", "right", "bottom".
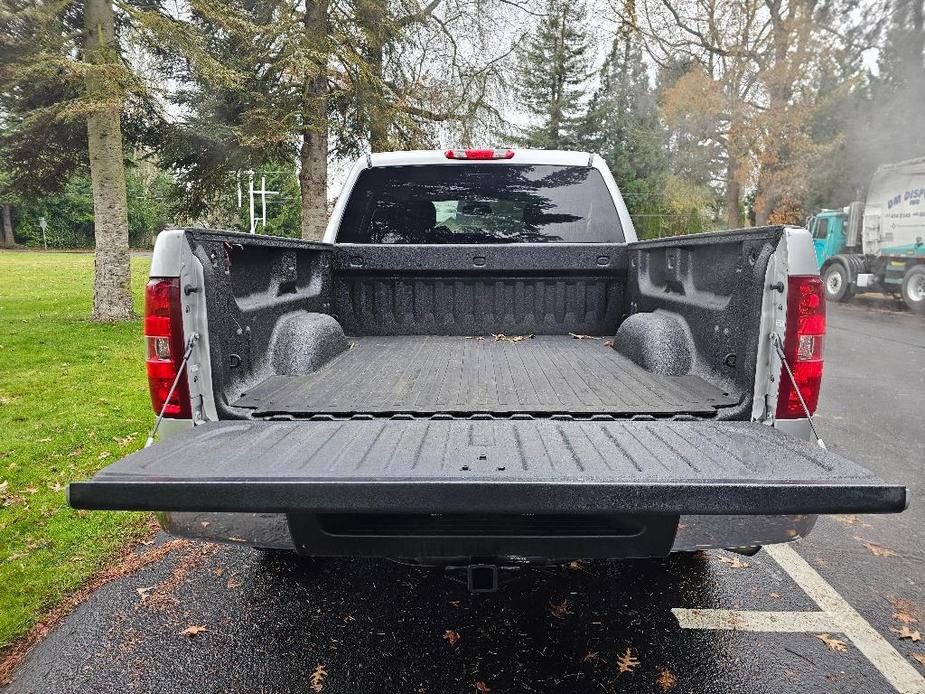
[{"left": 808, "top": 209, "right": 848, "bottom": 269}]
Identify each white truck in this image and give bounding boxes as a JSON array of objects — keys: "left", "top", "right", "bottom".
[
  {"left": 811, "top": 157, "right": 925, "bottom": 312},
  {"left": 68, "top": 149, "right": 905, "bottom": 591}
]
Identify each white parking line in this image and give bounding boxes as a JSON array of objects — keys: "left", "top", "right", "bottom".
[{"left": 672, "top": 543, "right": 925, "bottom": 694}]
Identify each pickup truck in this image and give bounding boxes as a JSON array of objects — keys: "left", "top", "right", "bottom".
[{"left": 69, "top": 148, "right": 906, "bottom": 589}]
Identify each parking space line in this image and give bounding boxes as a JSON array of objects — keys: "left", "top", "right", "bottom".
[
  {"left": 672, "top": 609, "right": 840, "bottom": 632},
  {"left": 671, "top": 543, "right": 925, "bottom": 694}
]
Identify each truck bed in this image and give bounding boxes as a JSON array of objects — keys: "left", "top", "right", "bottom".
[{"left": 232, "top": 335, "right": 737, "bottom": 418}]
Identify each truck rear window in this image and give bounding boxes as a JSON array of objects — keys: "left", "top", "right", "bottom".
[{"left": 337, "top": 164, "right": 624, "bottom": 243}]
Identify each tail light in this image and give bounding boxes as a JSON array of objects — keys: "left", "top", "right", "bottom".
[
  {"left": 444, "top": 148, "right": 515, "bottom": 160},
  {"left": 144, "top": 277, "right": 192, "bottom": 418},
  {"left": 776, "top": 275, "right": 825, "bottom": 419}
]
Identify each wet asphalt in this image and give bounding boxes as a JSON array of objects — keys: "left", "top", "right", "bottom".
[{"left": 4, "top": 299, "right": 924, "bottom": 694}]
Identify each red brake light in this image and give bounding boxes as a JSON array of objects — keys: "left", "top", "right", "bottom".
[
  {"left": 444, "top": 148, "right": 515, "bottom": 160},
  {"left": 776, "top": 275, "right": 825, "bottom": 419},
  {"left": 144, "top": 277, "right": 192, "bottom": 419}
]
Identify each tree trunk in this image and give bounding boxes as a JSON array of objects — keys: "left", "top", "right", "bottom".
[
  {"left": 357, "top": 0, "right": 389, "bottom": 151},
  {"left": 84, "top": 0, "right": 133, "bottom": 322},
  {"left": 1, "top": 204, "right": 14, "bottom": 246},
  {"left": 725, "top": 157, "right": 742, "bottom": 228},
  {"left": 299, "top": 0, "right": 329, "bottom": 242}
]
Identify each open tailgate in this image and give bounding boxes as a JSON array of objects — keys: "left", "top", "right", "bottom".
[{"left": 68, "top": 420, "right": 905, "bottom": 515}]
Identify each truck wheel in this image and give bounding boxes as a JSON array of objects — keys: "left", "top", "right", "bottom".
[
  {"left": 822, "top": 264, "right": 852, "bottom": 302},
  {"left": 901, "top": 265, "right": 925, "bottom": 314}
]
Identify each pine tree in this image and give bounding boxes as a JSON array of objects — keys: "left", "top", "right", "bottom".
[
  {"left": 514, "top": 0, "right": 591, "bottom": 149},
  {"left": 576, "top": 19, "right": 673, "bottom": 237}
]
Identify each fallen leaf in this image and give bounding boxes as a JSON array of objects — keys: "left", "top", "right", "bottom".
[
  {"left": 474, "top": 683, "right": 491, "bottom": 693},
  {"left": 568, "top": 333, "right": 602, "bottom": 340},
  {"left": 657, "top": 668, "right": 677, "bottom": 690},
  {"left": 816, "top": 633, "right": 849, "bottom": 652},
  {"left": 616, "top": 647, "right": 640, "bottom": 673},
  {"left": 886, "top": 595, "right": 922, "bottom": 624},
  {"left": 582, "top": 651, "right": 604, "bottom": 664},
  {"left": 226, "top": 576, "right": 241, "bottom": 589},
  {"left": 492, "top": 333, "right": 534, "bottom": 343},
  {"left": 213, "top": 566, "right": 224, "bottom": 576},
  {"left": 443, "top": 629, "right": 460, "bottom": 646},
  {"left": 891, "top": 626, "right": 922, "bottom": 642},
  {"left": 548, "top": 599, "right": 573, "bottom": 619},
  {"left": 603, "top": 339, "right": 614, "bottom": 348},
  {"left": 98, "top": 451, "right": 111, "bottom": 460},
  {"left": 770, "top": 592, "right": 782, "bottom": 599},
  {"left": 718, "top": 555, "right": 750, "bottom": 569},
  {"left": 568, "top": 560, "right": 587, "bottom": 572},
  {"left": 894, "top": 611, "right": 919, "bottom": 625},
  {"left": 463, "top": 336, "right": 485, "bottom": 341},
  {"left": 855, "top": 537, "right": 898, "bottom": 557},
  {"left": 911, "top": 653, "right": 925, "bottom": 668},
  {"left": 139, "top": 539, "right": 155, "bottom": 546},
  {"left": 180, "top": 624, "right": 208, "bottom": 637},
  {"left": 135, "top": 586, "right": 155, "bottom": 604},
  {"left": 200, "top": 521, "right": 210, "bottom": 527},
  {"left": 450, "top": 600, "right": 460, "bottom": 608},
  {"left": 37, "top": 437, "right": 52, "bottom": 443},
  {"left": 310, "top": 664, "right": 327, "bottom": 692}
]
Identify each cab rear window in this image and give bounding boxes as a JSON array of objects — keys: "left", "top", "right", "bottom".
[{"left": 337, "top": 164, "right": 624, "bottom": 243}]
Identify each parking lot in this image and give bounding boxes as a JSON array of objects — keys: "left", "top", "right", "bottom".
[{"left": 4, "top": 300, "right": 923, "bottom": 694}]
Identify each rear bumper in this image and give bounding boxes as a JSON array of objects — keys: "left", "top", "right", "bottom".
[{"left": 156, "top": 510, "right": 818, "bottom": 556}]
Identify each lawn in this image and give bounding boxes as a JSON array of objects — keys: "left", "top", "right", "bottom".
[{"left": 0, "top": 251, "right": 154, "bottom": 650}]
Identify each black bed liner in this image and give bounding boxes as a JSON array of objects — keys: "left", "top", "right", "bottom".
[
  {"left": 68, "top": 419, "right": 906, "bottom": 515},
  {"left": 232, "top": 335, "right": 737, "bottom": 417}
]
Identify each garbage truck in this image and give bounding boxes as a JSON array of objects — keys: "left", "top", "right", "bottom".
[{"left": 809, "top": 156, "right": 925, "bottom": 313}]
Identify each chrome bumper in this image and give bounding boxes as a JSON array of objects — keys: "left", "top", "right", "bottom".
[{"left": 157, "top": 511, "right": 817, "bottom": 554}]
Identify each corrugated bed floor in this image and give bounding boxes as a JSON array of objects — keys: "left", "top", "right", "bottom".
[{"left": 234, "top": 335, "right": 737, "bottom": 417}]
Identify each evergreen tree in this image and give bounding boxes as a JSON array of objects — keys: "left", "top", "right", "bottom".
[
  {"left": 514, "top": 0, "right": 590, "bottom": 149},
  {"left": 578, "top": 25, "right": 668, "bottom": 236}
]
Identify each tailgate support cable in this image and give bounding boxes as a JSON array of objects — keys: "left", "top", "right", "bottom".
[
  {"left": 145, "top": 332, "right": 200, "bottom": 448},
  {"left": 771, "top": 333, "right": 826, "bottom": 449}
]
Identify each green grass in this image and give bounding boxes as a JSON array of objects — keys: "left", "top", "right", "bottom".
[{"left": 0, "top": 251, "right": 155, "bottom": 650}]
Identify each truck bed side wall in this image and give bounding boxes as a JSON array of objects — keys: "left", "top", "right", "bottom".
[{"left": 625, "top": 227, "right": 784, "bottom": 419}]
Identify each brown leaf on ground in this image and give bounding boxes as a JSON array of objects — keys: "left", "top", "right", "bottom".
[
  {"left": 855, "top": 537, "right": 898, "bottom": 557},
  {"left": 891, "top": 626, "right": 922, "bottom": 642},
  {"left": 180, "top": 624, "right": 207, "bottom": 637},
  {"left": 886, "top": 595, "right": 922, "bottom": 623},
  {"left": 492, "top": 333, "right": 534, "bottom": 343},
  {"left": 770, "top": 592, "right": 782, "bottom": 599},
  {"left": 816, "top": 633, "right": 849, "bottom": 652},
  {"left": 910, "top": 653, "right": 925, "bottom": 668},
  {"left": 135, "top": 586, "right": 155, "bottom": 604},
  {"left": 568, "top": 333, "right": 602, "bottom": 340},
  {"left": 616, "top": 648, "right": 640, "bottom": 673},
  {"left": 657, "top": 669, "right": 678, "bottom": 690},
  {"left": 474, "top": 682, "right": 491, "bottom": 692},
  {"left": 450, "top": 600, "right": 460, "bottom": 608},
  {"left": 567, "top": 560, "right": 587, "bottom": 572},
  {"left": 893, "top": 611, "right": 919, "bottom": 625},
  {"left": 226, "top": 576, "right": 241, "bottom": 590},
  {"left": 717, "top": 555, "right": 750, "bottom": 569},
  {"left": 602, "top": 340, "right": 614, "bottom": 348},
  {"left": 443, "top": 629, "right": 460, "bottom": 646},
  {"left": 547, "top": 599, "right": 573, "bottom": 619},
  {"left": 582, "top": 651, "right": 604, "bottom": 664},
  {"left": 310, "top": 664, "right": 327, "bottom": 692}
]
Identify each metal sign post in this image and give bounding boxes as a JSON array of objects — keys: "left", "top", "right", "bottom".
[{"left": 38, "top": 216, "right": 48, "bottom": 250}]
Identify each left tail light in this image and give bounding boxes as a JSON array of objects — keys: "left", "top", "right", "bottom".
[
  {"left": 144, "top": 277, "right": 192, "bottom": 418},
  {"left": 776, "top": 275, "right": 825, "bottom": 419}
]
